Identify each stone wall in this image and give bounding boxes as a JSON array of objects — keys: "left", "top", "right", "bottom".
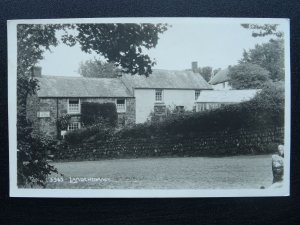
[
  {"left": 27, "top": 96, "right": 59, "bottom": 137},
  {"left": 54, "top": 127, "right": 284, "bottom": 161},
  {"left": 26, "top": 95, "right": 136, "bottom": 138}
]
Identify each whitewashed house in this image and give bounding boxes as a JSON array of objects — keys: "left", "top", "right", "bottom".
[{"left": 121, "top": 69, "right": 212, "bottom": 123}]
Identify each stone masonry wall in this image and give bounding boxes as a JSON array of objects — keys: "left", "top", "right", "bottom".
[
  {"left": 54, "top": 127, "right": 284, "bottom": 161},
  {"left": 27, "top": 95, "right": 58, "bottom": 137},
  {"left": 26, "top": 95, "right": 136, "bottom": 138}
]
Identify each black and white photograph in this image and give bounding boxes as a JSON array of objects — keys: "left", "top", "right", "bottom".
[{"left": 7, "top": 17, "right": 290, "bottom": 197}]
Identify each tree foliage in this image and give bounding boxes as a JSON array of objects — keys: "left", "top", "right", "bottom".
[
  {"left": 17, "top": 24, "right": 68, "bottom": 186},
  {"left": 251, "top": 81, "right": 284, "bottom": 112},
  {"left": 241, "top": 23, "right": 283, "bottom": 38},
  {"left": 228, "top": 63, "right": 270, "bottom": 89},
  {"left": 56, "top": 114, "right": 71, "bottom": 131},
  {"left": 240, "top": 39, "right": 284, "bottom": 81},
  {"left": 78, "top": 58, "right": 120, "bottom": 78},
  {"left": 17, "top": 23, "right": 168, "bottom": 186},
  {"left": 63, "top": 23, "right": 168, "bottom": 76},
  {"left": 17, "top": 120, "right": 59, "bottom": 187},
  {"left": 17, "top": 24, "right": 66, "bottom": 119},
  {"left": 199, "top": 66, "right": 213, "bottom": 82}
]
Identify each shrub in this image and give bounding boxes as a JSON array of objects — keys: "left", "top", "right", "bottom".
[
  {"left": 81, "top": 102, "right": 118, "bottom": 127},
  {"left": 147, "top": 104, "right": 194, "bottom": 124},
  {"left": 17, "top": 120, "right": 59, "bottom": 187},
  {"left": 56, "top": 114, "right": 71, "bottom": 131},
  {"left": 228, "top": 63, "right": 271, "bottom": 89},
  {"left": 64, "top": 122, "right": 114, "bottom": 145}
]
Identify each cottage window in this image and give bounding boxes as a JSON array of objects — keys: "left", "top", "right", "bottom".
[
  {"left": 195, "top": 90, "right": 201, "bottom": 100},
  {"left": 155, "top": 89, "right": 163, "bottom": 102},
  {"left": 68, "top": 122, "right": 81, "bottom": 131},
  {"left": 116, "top": 99, "right": 126, "bottom": 113},
  {"left": 198, "top": 103, "right": 207, "bottom": 112},
  {"left": 68, "top": 99, "right": 80, "bottom": 114}
]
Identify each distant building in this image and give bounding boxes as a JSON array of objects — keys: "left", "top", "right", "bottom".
[
  {"left": 209, "top": 68, "right": 232, "bottom": 90},
  {"left": 195, "top": 89, "right": 260, "bottom": 112}
]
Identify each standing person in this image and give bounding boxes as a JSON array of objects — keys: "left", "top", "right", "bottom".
[{"left": 271, "top": 145, "right": 284, "bottom": 185}]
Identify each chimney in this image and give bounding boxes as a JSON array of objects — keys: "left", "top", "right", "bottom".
[
  {"left": 191, "top": 61, "right": 198, "bottom": 73},
  {"left": 31, "top": 66, "right": 42, "bottom": 77}
]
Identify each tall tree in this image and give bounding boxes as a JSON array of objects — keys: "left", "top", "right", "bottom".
[
  {"left": 63, "top": 23, "right": 168, "bottom": 76},
  {"left": 199, "top": 66, "right": 213, "bottom": 82},
  {"left": 240, "top": 39, "right": 284, "bottom": 81},
  {"left": 228, "top": 63, "right": 270, "bottom": 89},
  {"left": 17, "top": 23, "right": 168, "bottom": 186},
  {"left": 17, "top": 24, "right": 67, "bottom": 186},
  {"left": 78, "top": 59, "right": 120, "bottom": 78},
  {"left": 241, "top": 23, "right": 283, "bottom": 38}
]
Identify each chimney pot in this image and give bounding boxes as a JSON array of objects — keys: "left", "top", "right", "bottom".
[{"left": 192, "top": 61, "right": 198, "bottom": 73}]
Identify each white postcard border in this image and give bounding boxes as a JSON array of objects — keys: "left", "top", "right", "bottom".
[{"left": 8, "top": 17, "right": 290, "bottom": 198}]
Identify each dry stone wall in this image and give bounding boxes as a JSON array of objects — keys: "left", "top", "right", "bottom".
[{"left": 54, "top": 127, "right": 284, "bottom": 161}]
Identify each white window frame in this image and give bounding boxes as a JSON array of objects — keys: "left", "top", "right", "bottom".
[
  {"left": 68, "top": 98, "right": 81, "bottom": 114},
  {"left": 67, "top": 122, "right": 81, "bottom": 131},
  {"left": 198, "top": 103, "right": 207, "bottom": 112},
  {"left": 155, "top": 89, "right": 163, "bottom": 102},
  {"left": 195, "top": 90, "right": 201, "bottom": 100},
  {"left": 116, "top": 99, "right": 126, "bottom": 113}
]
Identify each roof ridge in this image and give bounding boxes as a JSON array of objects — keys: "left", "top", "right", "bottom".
[{"left": 40, "top": 75, "right": 119, "bottom": 80}]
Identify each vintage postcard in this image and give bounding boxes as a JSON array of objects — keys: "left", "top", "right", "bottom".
[{"left": 8, "top": 17, "right": 290, "bottom": 197}]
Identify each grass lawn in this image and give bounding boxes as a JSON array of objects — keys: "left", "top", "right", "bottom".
[{"left": 46, "top": 155, "right": 273, "bottom": 189}]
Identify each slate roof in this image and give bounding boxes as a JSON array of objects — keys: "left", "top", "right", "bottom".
[
  {"left": 196, "top": 89, "right": 260, "bottom": 103},
  {"left": 120, "top": 69, "right": 212, "bottom": 91},
  {"left": 36, "top": 76, "right": 133, "bottom": 98},
  {"left": 36, "top": 69, "right": 212, "bottom": 98},
  {"left": 209, "top": 68, "right": 230, "bottom": 85}
]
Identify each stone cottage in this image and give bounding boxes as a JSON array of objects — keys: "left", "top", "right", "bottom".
[
  {"left": 26, "top": 67, "right": 212, "bottom": 137},
  {"left": 26, "top": 67, "right": 135, "bottom": 138}
]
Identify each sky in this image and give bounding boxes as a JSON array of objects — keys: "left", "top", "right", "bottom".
[{"left": 37, "top": 21, "right": 275, "bottom": 77}]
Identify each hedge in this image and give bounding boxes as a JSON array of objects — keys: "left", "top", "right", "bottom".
[{"left": 64, "top": 123, "right": 114, "bottom": 145}]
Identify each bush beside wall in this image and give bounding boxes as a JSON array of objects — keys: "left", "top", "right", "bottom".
[
  {"left": 64, "top": 123, "right": 114, "bottom": 145},
  {"left": 54, "top": 127, "right": 284, "bottom": 161},
  {"left": 81, "top": 102, "right": 118, "bottom": 127}
]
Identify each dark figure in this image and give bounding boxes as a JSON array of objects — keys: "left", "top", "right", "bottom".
[{"left": 272, "top": 145, "right": 284, "bottom": 184}]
